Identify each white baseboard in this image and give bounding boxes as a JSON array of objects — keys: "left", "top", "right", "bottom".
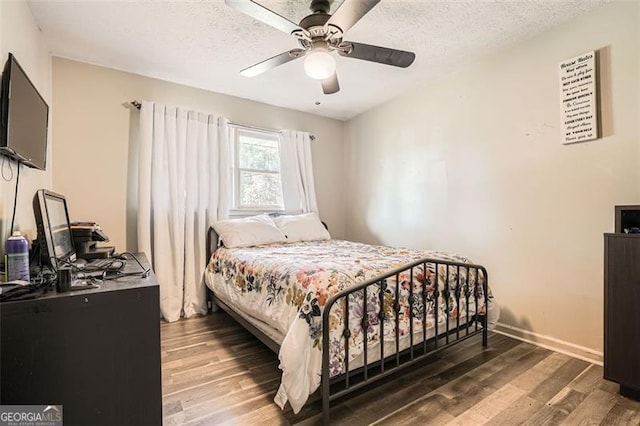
[{"left": 493, "top": 322, "right": 603, "bottom": 366}]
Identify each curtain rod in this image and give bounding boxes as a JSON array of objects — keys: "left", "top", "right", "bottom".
[{"left": 128, "top": 100, "right": 316, "bottom": 141}]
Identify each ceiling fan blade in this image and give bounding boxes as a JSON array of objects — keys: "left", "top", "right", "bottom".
[
  {"left": 338, "top": 42, "right": 415, "bottom": 68},
  {"left": 226, "top": 0, "right": 305, "bottom": 35},
  {"left": 240, "top": 49, "right": 306, "bottom": 77},
  {"left": 325, "top": 0, "right": 380, "bottom": 34},
  {"left": 321, "top": 72, "right": 340, "bottom": 95}
]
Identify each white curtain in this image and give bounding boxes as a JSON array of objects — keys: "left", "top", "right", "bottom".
[
  {"left": 137, "top": 101, "right": 231, "bottom": 322},
  {"left": 280, "top": 130, "right": 319, "bottom": 214}
]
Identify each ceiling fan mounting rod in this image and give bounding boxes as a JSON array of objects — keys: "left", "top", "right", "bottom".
[{"left": 310, "top": 0, "right": 330, "bottom": 14}]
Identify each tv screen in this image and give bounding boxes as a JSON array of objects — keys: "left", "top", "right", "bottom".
[{"left": 0, "top": 53, "right": 49, "bottom": 170}]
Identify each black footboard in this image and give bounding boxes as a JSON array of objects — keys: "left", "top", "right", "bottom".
[{"left": 320, "top": 258, "right": 489, "bottom": 425}]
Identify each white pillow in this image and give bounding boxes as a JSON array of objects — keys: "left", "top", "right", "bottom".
[
  {"left": 273, "top": 212, "right": 331, "bottom": 243},
  {"left": 213, "top": 214, "right": 286, "bottom": 248}
]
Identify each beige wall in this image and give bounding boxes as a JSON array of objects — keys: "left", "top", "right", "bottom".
[
  {"left": 51, "top": 58, "right": 345, "bottom": 252},
  {"left": 344, "top": 2, "right": 639, "bottom": 357},
  {"left": 0, "top": 0, "right": 51, "bottom": 253}
]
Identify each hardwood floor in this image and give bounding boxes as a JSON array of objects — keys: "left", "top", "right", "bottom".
[{"left": 161, "top": 313, "right": 640, "bottom": 425}]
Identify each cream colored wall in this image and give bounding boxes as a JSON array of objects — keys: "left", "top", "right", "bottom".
[
  {"left": 0, "top": 0, "right": 51, "bottom": 253},
  {"left": 344, "top": 2, "right": 639, "bottom": 355},
  {"left": 51, "top": 58, "right": 345, "bottom": 252}
]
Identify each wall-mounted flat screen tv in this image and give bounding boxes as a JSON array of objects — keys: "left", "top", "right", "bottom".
[{"left": 0, "top": 53, "right": 49, "bottom": 170}]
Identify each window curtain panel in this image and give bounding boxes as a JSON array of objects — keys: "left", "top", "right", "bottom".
[
  {"left": 280, "top": 130, "right": 319, "bottom": 214},
  {"left": 137, "top": 101, "right": 231, "bottom": 322}
]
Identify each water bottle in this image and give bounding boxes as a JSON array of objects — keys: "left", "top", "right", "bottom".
[{"left": 5, "top": 231, "right": 30, "bottom": 282}]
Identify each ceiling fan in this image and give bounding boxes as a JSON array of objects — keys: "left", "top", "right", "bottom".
[{"left": 226, "top": 0, "right": 416, "bottom": 95}]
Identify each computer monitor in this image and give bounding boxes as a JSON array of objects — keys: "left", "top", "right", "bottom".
[{"left": 33, "top": 189, "right": 76, "bottom": 268}]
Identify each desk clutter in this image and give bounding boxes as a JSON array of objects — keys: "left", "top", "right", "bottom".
[{"left": 1, "top": 189, "right": 150, "bottom": 303}]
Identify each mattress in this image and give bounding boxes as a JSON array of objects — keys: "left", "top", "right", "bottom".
[{"left": 204, "top": 239, "right": 498, "bottom": 413}]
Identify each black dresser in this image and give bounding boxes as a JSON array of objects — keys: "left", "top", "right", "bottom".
[
  {"left": 604, "top": 233, "right": 640, "bottom": 400},
  {"left": 0, "top": 254, "right": 162, "bottom": 425}
]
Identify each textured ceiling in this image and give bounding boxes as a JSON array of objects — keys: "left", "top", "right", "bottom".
[{"left": 28, "top": 0, "right": 609, "bottom": 120}]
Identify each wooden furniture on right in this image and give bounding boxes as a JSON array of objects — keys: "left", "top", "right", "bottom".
[{"left": 604, "top": 233, "right": 640, "bottom": 400}]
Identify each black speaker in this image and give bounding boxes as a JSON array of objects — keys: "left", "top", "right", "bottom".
[
  {"left": 56, "top": 266, "right": 72, "bottom": 292},
  {"left": 615, "top": 205, "right": 640, "bottom": 233}
]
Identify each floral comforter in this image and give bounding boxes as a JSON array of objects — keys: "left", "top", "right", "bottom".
[{"left": 205, "top": 239, "right": 495, "bottom": 414}]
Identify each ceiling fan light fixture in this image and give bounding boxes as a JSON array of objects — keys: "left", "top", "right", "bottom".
[
  {"left": 227, "top": 0, "right": 413, "bottom": 95},
  {"left": 304, "top": 48, "right": 336, "bottom": 80}
]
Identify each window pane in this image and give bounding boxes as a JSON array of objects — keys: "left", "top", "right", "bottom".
[
  {"left": 238, "top": 136, "right": 280, "bottom": 172},
  {"left": 240, "top": 171, "right": 283, "bottom": 207}
]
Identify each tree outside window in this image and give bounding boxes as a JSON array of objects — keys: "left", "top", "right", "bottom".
[{"left": 233, "top": 127, "right": 284, "bottom": 211}]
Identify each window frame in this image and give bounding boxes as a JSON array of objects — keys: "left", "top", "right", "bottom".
[{"left": 230, "top": 125, "right": 285, "bottom": 215}]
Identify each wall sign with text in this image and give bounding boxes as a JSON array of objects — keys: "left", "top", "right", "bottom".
[{"left": 559, "top": 51, "right": 598, "bottom": 144}]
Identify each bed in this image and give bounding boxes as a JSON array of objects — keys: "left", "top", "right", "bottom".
[{"left": 204, "top": 221, "right": 497, "bottom": 424}]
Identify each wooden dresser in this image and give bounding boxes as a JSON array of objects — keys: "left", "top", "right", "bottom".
[
  {"left": 604, "top": 233, "right": 640, "bottom": 400},
  {"left": 0, "top": 254, "right": 162, "bottom": 425}
]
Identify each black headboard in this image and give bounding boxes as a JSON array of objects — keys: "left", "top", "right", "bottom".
[
  {"left": 206, "top": 226, "right": 220, "bottom": 264},
  {"left": 205, "top": 218, "right": 328, "bottom": 265}
]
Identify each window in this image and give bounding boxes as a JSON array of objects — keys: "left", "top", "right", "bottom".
[{"left": 231, "top": 126, "right": 284, "bottom": 212}]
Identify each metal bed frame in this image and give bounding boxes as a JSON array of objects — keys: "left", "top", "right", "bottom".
[{"left": 205, "top": 226, "right": 489, "bottom": 425}]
